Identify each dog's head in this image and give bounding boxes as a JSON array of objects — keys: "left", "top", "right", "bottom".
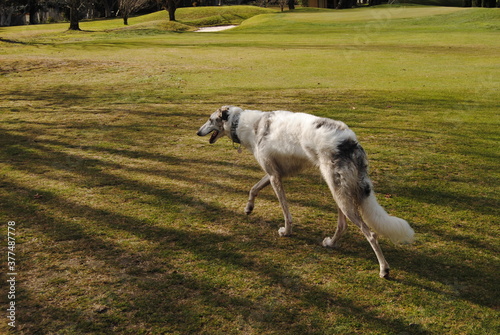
[{"left": 197, "top": 106, "right": 239, "bottom": 144}]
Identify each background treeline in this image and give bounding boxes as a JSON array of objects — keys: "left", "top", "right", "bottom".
[
  {"left": 0, "top": 0, "right": 498, "bottom": 27},
  {"left": 0, "top": 0, "right": 234, "bottom": 26}
]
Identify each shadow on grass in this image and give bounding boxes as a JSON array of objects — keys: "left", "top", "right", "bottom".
[
  {"left": 2, "top": 182, "right": 434, "bottom": 334},
  {"left": 0, "top": 110, "right": 496, "bottom": 333},
  {"left": 0, "top": 187, "right": 426, "bottom": 333},
  {"left": 0, "top": 37, "right": 29, "bottom": 44}
]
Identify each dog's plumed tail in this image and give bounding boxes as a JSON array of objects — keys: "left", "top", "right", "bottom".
[
  {"left": 329, "top": 137, "right": 414, "bottom": 245},
  {"left": 359, "top": 193, "right": 414, "bottom": 244}
]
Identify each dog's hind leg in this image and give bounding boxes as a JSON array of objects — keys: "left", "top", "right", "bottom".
[
  {"left": 268, "top": 174, "right": 293, "bottom": 237},
  {"left": 245, "top": 175, "right": 271, "bottom": 215},
  {"left": 349, "top": 214, "right": 390, "bottom": 279},
  {"left": 319, "top": 161, "right": 390, "bottom": 278},
  {"left": 332, "top": 197, "right": 391, "bottom": 278},
  {"left": 322, "top": 208, "right": 348, "bottom": 248},
  {"left": 335, "top": 202, "right": 391, "bottom": 278},
  {"left": 319, "top": 163, "right": 348, "bottom": 248}
]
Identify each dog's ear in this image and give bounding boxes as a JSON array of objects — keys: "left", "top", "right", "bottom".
[{"left": 218, "top": 106, "right": 230, "bottom": 121}]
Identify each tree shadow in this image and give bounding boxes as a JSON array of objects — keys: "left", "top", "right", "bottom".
[
  {"left": 0, "top": 126, "right": 430, "bottom": 334},
  {"left": 0, "top": 108, "right": 496, "bottom": 333}
]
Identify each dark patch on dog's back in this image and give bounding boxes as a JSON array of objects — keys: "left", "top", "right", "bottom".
[
  {"left": 314, "top": 118, "right": 346, "bottom": 131},
  {"left": 334, "top": 138, "right": 359, "bottom": 161},
  {"left": 332, "top": 139, "right": 372, "bottom": 200},
  {"left": 314, "top": 119, "right": 329, "bottom": 129}
]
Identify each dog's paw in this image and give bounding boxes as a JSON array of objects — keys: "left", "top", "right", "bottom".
[
  {"left": 244, "top": 203, "right": 254, "bottom": 215},
  {"left": 278, "top": 227, "right": 291, "bottom": 237},
  {"left": 380, "top": 268, "right": 390, "bottom": 279},
  {"left": 322, "top": 237, "right": 334, "bottom": 248}
]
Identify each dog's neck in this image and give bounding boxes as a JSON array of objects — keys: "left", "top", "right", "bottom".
[{"left": 229, "top": 112, "right": 241, "bottom": 144}]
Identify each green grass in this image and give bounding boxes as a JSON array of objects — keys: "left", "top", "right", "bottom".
[{"left": 1, "top": 5, "right": 499, "bottom": 334}]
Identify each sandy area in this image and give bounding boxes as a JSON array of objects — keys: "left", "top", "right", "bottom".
[{"left": 195, "top": 25, "right": 237, "bottom": 32}]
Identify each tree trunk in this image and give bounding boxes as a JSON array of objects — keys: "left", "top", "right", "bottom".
[
  {"left": 168, "top": 7, "right": 175, "bottom": 21},
  {"left": 288, "top": 0, "right": 295, "bottom": 9},
  {"left": 123, "top": 13, "right": 129, "bottom": 25},
  {"left": 337, "top": 0, "right": 354, "bottom": 8},
  {"left": 103, "top": 1, "right": 112, "bottom": 18},
  {"left": 166, "top": 0, "right": 177, "bottom": 21},
  {"left": 69, "top": 0, "right": 81, "bottom": 30},
  {"left": 28, "top": 0, "right": 38, "bottom": 24},
  {"left": 0, "top": 7, "right": 14, "bottom": 26}
]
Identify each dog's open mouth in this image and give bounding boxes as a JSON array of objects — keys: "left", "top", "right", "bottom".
[{"left": 209, "top": 130, "right": 219, "bottom": 144}]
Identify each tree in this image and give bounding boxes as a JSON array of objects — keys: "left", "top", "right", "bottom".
[
  {"left": 277, "top": 0, "right": 295, "bottom": 11},
  {"left": 0, "top": 7, "right": 15, "bottom": 27},
  {"left": 100, "top": 0, "right": 116, "bottom": 17},
  {"left": 481, "top": 0, "right": 496, "bottom": 6},
  {"left": 337, "top": 0, "right": 356, "bottom": 8},
  {"left": 163, "top": 0, "right": 180, "bottom": 21},
  {"left": 118, "top": 0, "right": 149, "bottom": 25},
  {"left": 278, "top": 0, "right": 287, "bottom": 11},
  {"left": 68, "top": 0, "right": 80, "bottom": 30},
  {"left": 27, "top": 0, "right": 39, "bottom": 24}
]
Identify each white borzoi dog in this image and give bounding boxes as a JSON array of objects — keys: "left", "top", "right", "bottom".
[{"left": 197, "top": 106, "right": 414, "bottom": 278}]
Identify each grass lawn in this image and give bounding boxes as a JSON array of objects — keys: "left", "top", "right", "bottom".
[{"left": 1, "top": 5, "right": 499, "bottom": 334}]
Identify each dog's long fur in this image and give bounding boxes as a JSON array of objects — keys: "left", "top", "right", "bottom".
[{"left": 197, "top": 106, "right": 414, "bottom": 278}]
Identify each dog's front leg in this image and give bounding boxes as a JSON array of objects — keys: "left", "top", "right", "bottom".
[
  {"left": 269, "top": 175, "right": 293, "bottom": 237},
  {"left": 245, "top": 175, "right": 271, "bottom": 215}
]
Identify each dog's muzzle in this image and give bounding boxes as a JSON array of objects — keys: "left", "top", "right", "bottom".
[{"left": 197, "top": 127, "right": 219, "bottom": 144}]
